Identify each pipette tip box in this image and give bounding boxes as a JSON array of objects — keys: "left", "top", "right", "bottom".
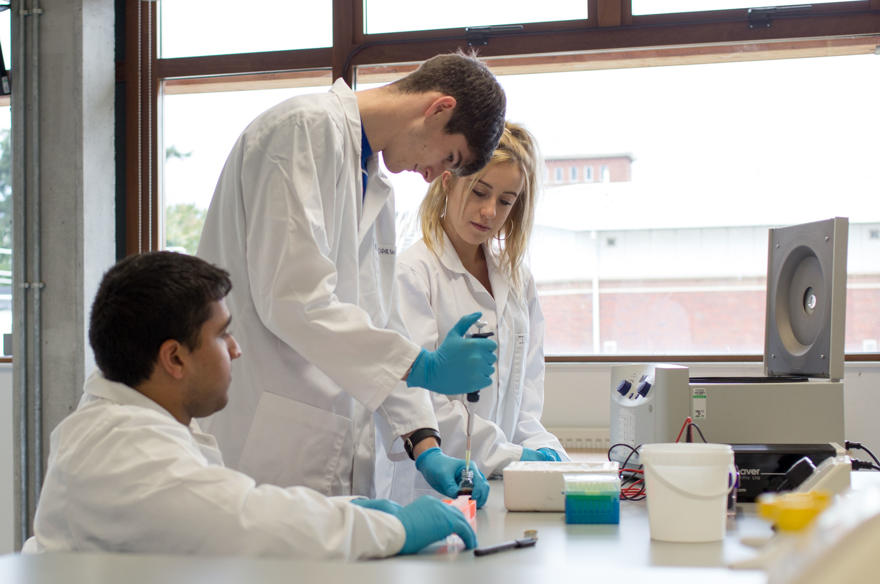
[{"left": 563, "top": 473, "right": 620, "bottom": 524}]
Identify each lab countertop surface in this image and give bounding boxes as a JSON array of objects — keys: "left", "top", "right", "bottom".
[{"left": 1, "top": 460, "right": 777, "bottom": 584}]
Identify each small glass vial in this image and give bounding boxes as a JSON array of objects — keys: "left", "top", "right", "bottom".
[{"left": 457, "top": 468, "right": 475, "bottom": 497}]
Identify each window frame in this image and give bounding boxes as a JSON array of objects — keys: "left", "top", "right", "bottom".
[{"left": 120, "top": 0, "right": 880, "bottom": 362}]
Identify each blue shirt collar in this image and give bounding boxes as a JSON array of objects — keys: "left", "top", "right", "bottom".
[{"left": 360, "top": 122, "right": 372, "bottom": 199}]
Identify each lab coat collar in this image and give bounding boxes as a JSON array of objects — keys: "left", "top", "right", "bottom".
[
  {"left": 437, "top": 232, "right": 510, "bottom": 314},
  {"left": 330, "top": 78, "right": 359, "bottom": 126},
  {"left": 83, "top": 370, "right": 197, "bottom": 431},
  {"left": 330, "top": 78, "right": 395, "bottom": 242}
]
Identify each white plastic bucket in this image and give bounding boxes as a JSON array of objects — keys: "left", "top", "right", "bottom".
[{"left": 641, "top": 442, "right": 734, "bottom": 542}]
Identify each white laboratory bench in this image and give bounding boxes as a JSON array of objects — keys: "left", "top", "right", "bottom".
[{"left": 0, "top": 469, "right": 773, "bottom": 584}]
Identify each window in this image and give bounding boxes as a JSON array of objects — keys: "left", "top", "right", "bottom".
[
  {"left": 0, "top": 109, "right": 10, "bottom": 353},
  {"left": 128, "top": 1, "right": 880, "bottom": 360},
  {"left": 584, "top": 165, "right": 594, "bottom": 182},
  {"left": 0, "top": 8, "right": 10, "bottom": 355},
  {"left": 632, "top": 0, "right": 844, "bottom": 16},
  {"left": 498, "top": 56, "right": 880, "bottom": 355},
  {"left": 364, "top": 0, "right": 587, "bottom": 34},
  {"left": 158, "top": 0, "right": 332, "bottom": 57},
  {"left": 162, "top": 79, "right": 332, "bottom": 254}
]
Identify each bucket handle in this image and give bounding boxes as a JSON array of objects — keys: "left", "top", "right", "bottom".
[{"left": 645, "top": 462, "right": 736, "bottom": 501}]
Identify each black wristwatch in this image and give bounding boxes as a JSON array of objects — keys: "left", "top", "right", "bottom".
[{"left": 403, "top": 428, "right": 442, "bottom": 460}]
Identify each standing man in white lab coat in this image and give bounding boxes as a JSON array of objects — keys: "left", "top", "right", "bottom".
[
  {"left": 197, "top": 51, "right": 506, "bottom": 505},
  {"left": 27, "top": 251, "right": 477, "bottom": 559}
]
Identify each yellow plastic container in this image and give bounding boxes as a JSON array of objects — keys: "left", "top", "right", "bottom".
[{"left": 756, "top": 490, "right": 832, "bottom": 532}]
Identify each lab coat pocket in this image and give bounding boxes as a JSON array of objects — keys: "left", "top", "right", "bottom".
[{"left": 238, "top": 392, "right": 349, "bottom": 495}]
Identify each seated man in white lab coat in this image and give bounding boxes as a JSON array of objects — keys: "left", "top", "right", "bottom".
[{"left": 24, "top": 251, "right": 475, "bottom": 560}]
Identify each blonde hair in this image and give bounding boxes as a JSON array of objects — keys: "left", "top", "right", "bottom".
[{"left": 419, "top": 121, "right": 540, "bottom": 291}]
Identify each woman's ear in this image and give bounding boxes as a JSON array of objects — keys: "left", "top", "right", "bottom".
[
  {"left": 440, "top": 171, "right": 454, "bottom": 190},
  {"left": 156, "top": 339, "right": 186, "bottom": 380}
]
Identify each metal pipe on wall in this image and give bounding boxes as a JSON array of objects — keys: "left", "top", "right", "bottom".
[
  {"left": 28, "top": 0, "right": 43, "bottom": 506},
  {"left": 13, "top": 0, "right": 30, "bottom": 547},
  {"left": 13, "top": 0, "right": 44, "bottom": 544}
]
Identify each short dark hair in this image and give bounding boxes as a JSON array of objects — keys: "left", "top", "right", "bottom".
[
  {"left": 89, "top": 251, "right": 232, "bottom": 388},
  {"left": 392, "top": 50, "right": 506, "bottom": 176}
]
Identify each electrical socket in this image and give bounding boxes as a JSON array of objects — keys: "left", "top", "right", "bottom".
[{"left": 548, "top": 427, "right": 611, "bottom": 451}]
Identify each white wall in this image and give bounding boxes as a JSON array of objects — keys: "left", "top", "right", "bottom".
[{"left": 0, "top": 363, "right": 12, "bottom": 553}]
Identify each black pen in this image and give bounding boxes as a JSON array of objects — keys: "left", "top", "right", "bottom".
[{"left": 473, "top": 531, "right": 538, "bottom": 557}]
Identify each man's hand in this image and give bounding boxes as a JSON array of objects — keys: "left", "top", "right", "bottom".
[{"left": 351, "top": 496, "right": 477, "bottom": 554}]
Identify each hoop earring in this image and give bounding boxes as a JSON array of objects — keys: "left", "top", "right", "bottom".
[{"left": 441, "top": 194, "right": 447, "bottom": 218}]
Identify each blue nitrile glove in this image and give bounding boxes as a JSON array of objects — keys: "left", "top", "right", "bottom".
[
  {"left": 397, "top": 496, "right": 477, "bottom": 554},
  {"left": 350, "top": 498, "right": 404, "bottom": 515},
  {"left": 538, "top": 447, "right": 562, "bottom": 461},
  {"left": 406, "top": 312, "right": 497, "bottom": 396},
  {"left": 520, "top": 447, "right": 562, "bottom": 462},
  {"left": 351, "top": 496, "right": 477, "bottom": 554},
  {"left": 519, "top": 447, "right": 544, "bottom": 461},
  {"left": 415, "top": 447, "right": 489, "bottom": 508}
]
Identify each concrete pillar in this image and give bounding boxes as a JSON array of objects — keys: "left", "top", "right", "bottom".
[{"left": 12, "top": 0, "right": 116, "bottom": 548}]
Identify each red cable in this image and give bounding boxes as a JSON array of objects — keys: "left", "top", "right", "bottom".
[{"left": 674, "top": 416, "right": 693, "bottom": 443}]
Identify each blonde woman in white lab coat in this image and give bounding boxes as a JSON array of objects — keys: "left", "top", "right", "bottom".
[{"left": 379, "top": 123, "right": 569, "bottom": 503}]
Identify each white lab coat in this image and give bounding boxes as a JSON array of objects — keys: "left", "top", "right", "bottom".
[
  {"left": 376, "top": 234, "right": 568, "bottom": 504},
  {"left": 25, "top": 371, "right": 406, "bottom": 560},
  {"left": 197, "top": 79, "right": 436, "bottom": 497}
]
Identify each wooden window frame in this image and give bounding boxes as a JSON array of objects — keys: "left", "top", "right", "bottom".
[{"left": 119, "top": 0, "right": 880, "bottom": 362}]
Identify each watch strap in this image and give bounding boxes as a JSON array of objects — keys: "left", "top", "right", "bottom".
[{"left": 404, "top": 428, "right": 441, "bottom": 460}]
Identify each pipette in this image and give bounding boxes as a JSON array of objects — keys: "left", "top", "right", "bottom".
[{"left": 458, "top": 320, "right": 494, "bottom": 497}]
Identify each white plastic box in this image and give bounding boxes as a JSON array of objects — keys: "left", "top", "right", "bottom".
[{"left": 503, "top": 461, "right": 619, "bottom": 511}]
